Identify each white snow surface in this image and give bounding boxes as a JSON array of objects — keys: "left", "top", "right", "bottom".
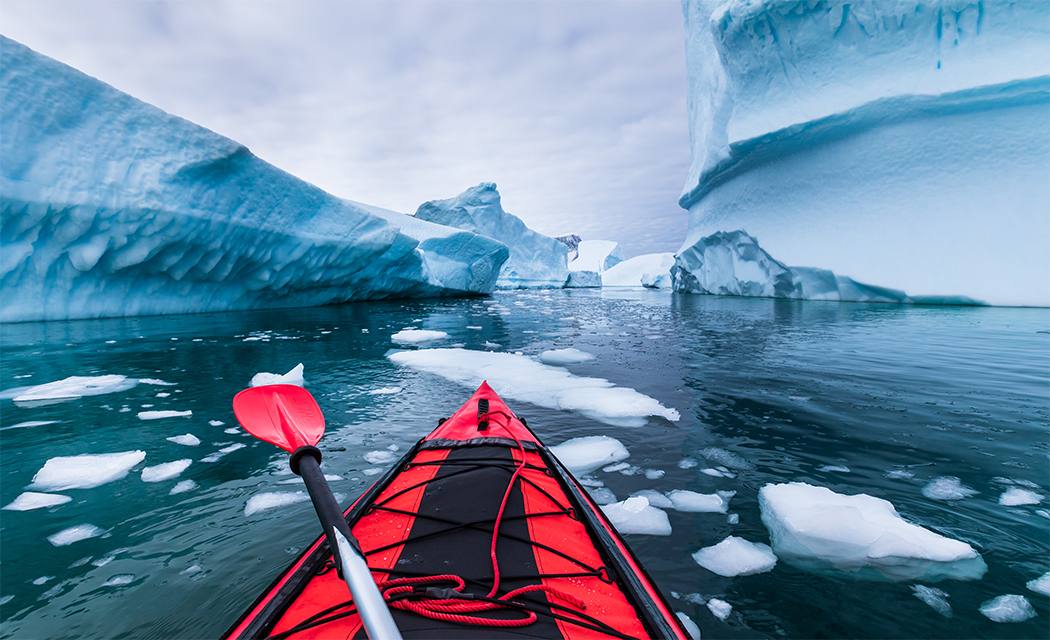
[
  {"left": 250, "top": 364, "right": 304, "bottom": 387},
  {"left": 537, "top": 348, "right": 595, "bottom": 366},
  {"left": 391, "top": 329, "right": 449, "bottom": 345},
  {"left": 998, "top": 487, "right": 1044, "bottom": 506},
  {"left": 1027, "top": 571, "right": 1050, "bottom": 597},
  {"left": 600, "top": 497, "right": 672, "bottom": 536},
  {"left": 141, "top": 459, "right": 191, "bottom": 482},
  {"left": 47, "top": 524, "right": 104, "bottom": 546},
  {"left": 550, "top": 436, "right": 629, "bottom": 475},
  {"left": 30, "top": 451, "right": 146, "bottom": 490},
  {"left": 137, "top": 410, "right": 192, "bottom": 420},
  {"left": 602, "top": 253, "right": 675, "bottom": 289},
  {"left": 979, "top": 595, "right": 1036, "bottom": 623},
  {"left": 667, "top": 490, "right": 732, "bottom": 514},
  {"left": 11, "top": 375, "right": 137, "bottom": 403},
  {"left": 692, "top": 536, "right": 777, "bottom": 577},
  {"left": 759, "top": 482, "right": 986, "bottom": 581},
  {"left": 569, "top": 240, "right": 623, "bottom": 274},
  {"left": 388, "top": 348, "right": 679, "bottom": 426},
  {"left": 0, "top": 37, "right": 508, "bottom": 322},
  {"left": 244, "top": 492, "right": 310, "bottom": 516},
  {"left": 166, "top": 434, "right": 201, "bottom": 447},
  {"left": 3, "top": 492, "right": 72, "bottom": 511}
]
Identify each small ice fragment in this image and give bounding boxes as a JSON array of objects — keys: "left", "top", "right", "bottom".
[
  {"left": 391, "top": 329, "right": 448, "bottom": 345},
  {"left": 676, "top": 612, "right": 702, "bottom": 640},
  {"left": 482, "top": 341, "right": 500, "bottom": 349},
  {"left": 387, "top": 444, "right": 399, "bottom": 451},
  {"left": 1026, "top": 571, "right": 1050, "bottom": 596},
  {"left": 619, "top": 465, "right": 642, "bottom": 476},
  {"left": 999, "top": 487, "right": 1043, "bottom": 506},
  {"left": 818, "top": 465, "right": 851, "bottom": 473},
  {"left": 47, "top": 524, "right": 104, "bottom": 546},
  {"left": 200, "top": 443, "right": 246, "bottom": 462},
  {"left": 250, "top": 364, "right": 304, "bottom": 388},
  {"left": 2, "top": 420, "right": 59, "bottom": 431},
  {"left": 538, "top": 348, "right": 595, "bottom": 366},
  {"left": 364, "top": 450, "right": 396, "bottom": 465},
  {"left": 727, "top": 513, "right": 740, "bottom": 525},
  {"left": 138, "top": 378, "right": 175, "bottom": 386},
  {"left": 1036, "top": 509, "right": 1050, "bottom": 519},
  {"left": 181, "top": 564, "right": 202, "bottom": 576},
  {"left": 587, "top": 487, "right": 618, "bottom": 505},
  {"left": 166, "top": 434, "right": 201, "bottom": 447},
  {"left": 601, "top": 497, "right": 672, "bottom": 536},
  {"left": 70, "top": 556, "right": 93, "bottom": 568},
  {"left": 155, "top": 392, "right": 170, "bottom": 398},
  {"left": 602, "top": 462, "right": 630, "bottom": 473},
  {"left": 362, "top": 468, "right": 382, "bottom": 476},
  {"left": 208, "top": 420, "right": 225, "bottom": 427},
  {"left": 13, "top": 375, "right": 136, "bottom": 403},
  {"left": 886, "top": 469, "right": 914, "bottom": 479},
  {"left": 700, "top": 447, "right": 753, "bottom": 471},
  {"left": 706, "top": 597, "right": 732, "bottom": 621},
  {"left": 692, "top": 536, "right": 777, "bottom": 576},
  {"left": 921, "top": 477, "right": 977, "bottom": 501},
  {"left": 30, "top": 451, "right": 146, "bottom": 490},
  {"left": 137, "top": 410, "right": 192, "bottom": 420},
  {"left": 677, "top": 458, "right": 699, "bottom": 470},
  {"left": 0, "top": 595, "right": 12, "bottom": 606},
  {"left": 578, "top": 476, "right": 604, "bottom": 488},
  {"left": 92, "top": 555, "right": 115, "bottom": 567},
  {"left": 979, "top": 595, "right": 1036, "bottom": 623},
  {"left": 550, "top": 436, "right": 629, "bottom": 474},
  {"left": 368, "top": 386, "right": 403, "bottom": 395},
  {"left": 3, "top": 492, "right": 72, "bottom": 511},
  {"left": 141, "top": 459, "right": 191, "bottom": 483},
  {"left": 644, "top": 469, "right": 665, "bottom": 480},
  {"left": 31, "top": 576, "right": 53, "bottom": 586},
  {"left": 102, "top": 574, "right": 135, "bottom": 587},
  {"left": 244, "top": 492, "right": 309, "bottom": 516},
  {"left": 169, "top": 480, "right": 197, "bottom": 495},
  {"left": 912, "top": 585, "right": 952, "bottom": 617},
  {"left": 630, "top": 490, "right": 673, "bottom": 509},
  {"left": 700, "top": 468, "right": 735, "bottom": 478},
  {"left": 224, "top": 427, "right": 239, "bottom": 434},
  {"left": 667, "top": 490, "right": 731, "bottom": 513}
]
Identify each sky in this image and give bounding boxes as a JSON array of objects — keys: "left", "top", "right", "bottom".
[{"left": 0, "top": 0, "right": 690, "bottom": 256}]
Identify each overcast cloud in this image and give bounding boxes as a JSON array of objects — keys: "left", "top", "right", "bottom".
[{"left": 0, "top": 0, "right": 689, "bottom": 256}]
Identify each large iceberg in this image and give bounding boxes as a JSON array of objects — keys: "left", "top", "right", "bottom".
[
  {"left": 602, "top": 253, "right": 675, "bottom": 289},
  {"left": 415, "top": 183, "right": 569, "bottom": 289},
  {"left": 677, "top": 1, "right": 1050, "bottom": 306},
  {"left": 0, "top": 36, "right": 508, "bottom": 322}
]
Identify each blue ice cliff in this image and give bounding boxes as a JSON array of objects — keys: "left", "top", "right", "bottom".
[
  {"left": 415, "top": 183, "right": 569, "bottom": 288},
  {"left": 0, "top": 37, "right": 509, "bottom": 322},
  {"left": 676, "top": 0, "right": 1050, "bottom": 306}
]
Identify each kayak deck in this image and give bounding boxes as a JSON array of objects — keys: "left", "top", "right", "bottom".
[{"left": 226, "top": 382, "right": 686, "bottom": 639}]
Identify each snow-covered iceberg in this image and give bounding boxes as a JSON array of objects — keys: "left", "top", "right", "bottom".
[
  {"left": 602, "top": 253, "right": 675, "bottom": 289},
  {"left": 0, "top": 36, "right": 508, "bottom": 322},
  {"left": 415, "top": 183, "right": 569, "bottom": 288},
  {"left": 677, "top": 1, "right": 1050, "bottom": 306}
]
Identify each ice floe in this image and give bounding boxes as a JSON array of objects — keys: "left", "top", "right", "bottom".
[
  {"left": 138, "top": 378, "right": 175, "bottom": 386},
  {"left": 700, "top": 447, "right": 753, "bottom": 471},
  {"left": 700, "top": 467, "right": 735, "bottom": 479},
  {"left": 979, "top": 595, "right": 1036, "bottom": 623},
  {"left": 388, "top": 348, "right": 679, "bottom": 426},
  {"left": 587, "top": 487, "right": 618, "bottom": 505},
  {"left": 1026, "top": 571, "right": 1050, "bottom": 597},
  {"left": 885, "top": 469, "right": 915, "bottom": 480},
  {"left": 644, "top": 469, "right": 665, "bottom": 480},
  {"left": 9, "top": 375, "right": 137, "bottom": 404},
  {"left": 668, "top": 490, "right": 733, "bottom": 514},
  {"left": 999, "top": 488, "right": 1044, "bottom": 506},
  {"left": 3, "top": 491, "right": 72, "bottom": 511},
  {"left": 600, "top": 496, "right": 672, "bottom": 536},
  {"left": 759, "top": 483, "right": 986, "bottom": 580},
  {"left": 602, "top": 462, "right": 631, "bottom": 473},
  {"left": 245, "top": 492, "right": 309, "bottom": 516},
  {"left": 169, "top": 480, "right": 197, "bottom": 495},
  {"left": 818, "top": 465, "right": 851, "bottom": 473},
  {"left": 677, "top": 458, "right": 699, "bottom": 470},
  {"left": 47, "top": 524, "right": 104, "bottom": 546},
  {"left": 537, "top": 348, "right": 595, "bottom": 366},
  {"left": 675, "top": 612, "right": 702, "bottom": 640},
  {"left": 1, "top": 420, "right": 59, "bottom": 431},
  {"left": 921, "top": 476, "right": 977, "bottom": 501},
  {"left": 550, "top": 436, "right": 629, "bottom": 474},
  {"left": 911, "top": 585, "right": 952, "bottom": 617},
  {"left": 31, "top": 576, "right": 53, "bottom": 586},
  {"left": 166, "top": 434, "right": 201, "bottom": 447},
  {"left": 30, "top": 451, "right": 146, "bottom": 490},
  {"left": 706, "top": 597, "right": 732, "bottom": 621},
  {"left": 250, "top": 364, "right": 305, "bottom": 388},
  {"left": 137, "top": 410, "right": 192, "bottom": 420},
  {"left": 364, "top": 450, "right": 396, "bottom": 465},
  {"left": 368, "top": 386, "right": 403, "bottom": 395},
  {"left": 208, "top": 420, "right": 225, "bottom": 427},
  {"left": 692, "top": 536, "right": 777, "bottom": 577},
  {"left": 141, "top": 460, "right": 191, "bottom": 483},
  {"left": 391, "top": 329, "right": 449, "bottom": 345},
  {"left": 629, "top": 490, "right": 672, "bottom": 509},
  {"left": 200, "top": 443, "right": 246, "bottom": 463},
  {"left": 102, "top": 574, "right": 135, "bottom": 587}
]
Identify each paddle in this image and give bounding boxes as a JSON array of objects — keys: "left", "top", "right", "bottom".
[{"left": 233, "top": 384, "right": 403, "bottom": 640}]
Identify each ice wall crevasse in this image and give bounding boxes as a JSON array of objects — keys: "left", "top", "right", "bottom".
[
  {"left": 0, "top": 36, "right": 508, "bottom": 322},
  {"left": 677, "top": 0, "right": 1050, "bottom": 306},
  {"left": 414, "top": 183, "right": 569, "bottom": 289}
]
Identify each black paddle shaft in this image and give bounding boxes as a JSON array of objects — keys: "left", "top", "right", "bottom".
[{"left": 290, "top": 446, "right": 360, "bottom": 574}]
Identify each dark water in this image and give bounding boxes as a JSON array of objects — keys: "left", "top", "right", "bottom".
[{"left": 1, "top": 290, "right": 1048, "bottom": 639}]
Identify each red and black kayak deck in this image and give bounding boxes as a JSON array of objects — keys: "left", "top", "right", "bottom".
[{"left": 226, "top": 382, "right": 688, "bottom": 639}]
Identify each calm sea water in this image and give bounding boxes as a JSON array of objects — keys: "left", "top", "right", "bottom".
[{"left": 1, "top": 290, "right": 1048, "bottom": 639}]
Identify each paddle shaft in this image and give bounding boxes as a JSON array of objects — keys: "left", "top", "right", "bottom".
[{"left": 296, "top": 453, "right": 403, "bottom": 640}]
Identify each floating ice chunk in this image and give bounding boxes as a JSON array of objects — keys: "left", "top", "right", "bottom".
[
  {"left": 668, "top": 490, "right": 732, "bottom": 513},
  {"left": 155, "top": 392, "right": 170, "bottom": 398},
  {"left": 700, "top": 468, "right": 735, "bottom": 478},
  {"left": 979, "top": 595, "right": 1036, "bottom": 623},
  {"left": 368, "top": 386, "right": 403, "bottom": 395},
  {"left": 363, "top": 468, "right": 382, "bottom": 476},
  {"left": 278, "top": 474, "right": 341, "bottom": 485},
  {"left": 389, "top": 348, "right": 679, "bottom": 426},
  {"left": 631, "top": 490, "right": 673, "bottom": 509},
  {"left": 224, "top": 427, "right": 239, "bottom": 434},
  {"left": 200, "top": 443, "right": 246, "bottom": 463},
  {"left": 30, "top": 451, "right": 145, "bottom": 490},
  {"left": 208, "top": 420, "right": 225, "bottom": 427},
  {"left": 1037, "top": 509, "right": 1050, "bottom": 519},
  {"left": 1027, "top": 571, "right": 1050, "bottom": 597},
  {"left": 138, "top": 379, "right": 175, "bottom": 386},
  {"left": 706, "top": 597, "right": 732, "bottom": 621},
  {"left": 31, "top": 576, "right": 53, "bottom": 586},
  {"left": 818, "top": 465, "right": 851, "bottom": 473},
  {"left": 244, "top": 492, "right": 309, "bottom": 516},
  {"left": 538, "top": 348, "right": 595, "bottom": 366},
  {"left": 166, "top": 434, "right": 200, "bottom": 447},
  {"left": 550, "top": 436, "right": 629, "bottom": 474},
  {"left": 137, "top": 410, "right": 192, "bottom": 420},
  {"left": 885, "top": 469, "right": 915, "bottom": 479},
  {"left": 602, "top": 462, "right": 631, "bottom": 473},
  {"left": 921, "top": 477, "right": 977, "bottom": 501},
  {"left": 250, "top": 364, "right": 305, "bottom": 388},
  {"left": 676, "top": 612, "right": 702, "bottom": 640},
  {"left": 999, "top": 488, "right": 1044, "bottom": 506},
  {"left": 587, "top": 487, "right": 618, "bottom": 505},
  {"left": 391, "top": 329, "right": 449, "bottom": 345},
  {"left": 0, "top": 595, "right": 12, "bottom": 606},
  {"left": 141, "top": 459, "right": 191, "bottom": 483},
  {"left": 169, "top": 480, "right": 197, "bottom": 495},
  {"left": 601, "top": 497, "right": 672, "bottom": 536},
  {"left": 678, "top": 458, "right": 699, "bottom": 470},
  {"left": 181, "top": 564, "right": 203, "bottom": 576},
  {"left": 911, "top": 585, "right": 952, "bottom": 617},
  {"left": 102, "top": 574, "right": 135, "bottom": 587},
  {"left": 759, "top": 482, "right": 985, "bottom": 580},
  {"left": 11, "top": 375, "right": 136, "bottom": 403},
  {"left": 644, "top": 469, "right": 665, "bottom": 480},
  {"left": 3, "top": 492, "right": 71, "bottom": 511},
  {"left": 727, "top": 513, "right": 740, "bottom": 525},
  {"left": 577, "top": 476, "right": 604, "bottom": 488},
  {"left": 700, "top": 447, "right": 752, "bottom": 470},
  {"left": 47, "top": 524, "right": 104, "bottom": 546},
  {"left": 618, "top": 465, "right": 642, "bottom": 476},
  {"left": 1, "top": 420, "right": 59, "bottom": 431},
  {"left": 692, "top": 536, "right": 777, "bottom": 576},
  {"left": 364, "top": 450, "right": 396, "bottom": 465}
]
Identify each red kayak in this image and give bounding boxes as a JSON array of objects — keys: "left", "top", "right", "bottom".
[{"left": 225, "top": 382, "right": 689, "bottom": 639}]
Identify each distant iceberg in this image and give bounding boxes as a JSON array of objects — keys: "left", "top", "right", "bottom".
[
  {"left": 415, "top": 183, "right": 569, "bottom": 289},
  {"left": 0, "top": 36, "right": 508, "bottom": 322},
  {"left": 677, "top": 0, "right": 1050, "bottom": 306}
]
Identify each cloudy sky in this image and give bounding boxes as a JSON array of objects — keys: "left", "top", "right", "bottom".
[{"left": 1, "top": 1, "right": 690, "bottom": 256}]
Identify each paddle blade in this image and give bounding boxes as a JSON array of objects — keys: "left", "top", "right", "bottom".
[{"left": 233, "top": 384, "right": 325, "bottom": 452}]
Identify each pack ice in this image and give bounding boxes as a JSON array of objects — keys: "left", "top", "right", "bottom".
[
  {"left": 0, "top": 36, "right": 508, "bottom": 322},
  {"left": 676, "top": 1, "right": 1050, "bottom": 306},
  {"left": 414, "top": 183, "right": 568, "bottom": 288},
  {"left": 759, "top": 483, "right": 986, "bottom": 581}
]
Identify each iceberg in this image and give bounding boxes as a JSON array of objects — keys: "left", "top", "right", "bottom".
[
  {"left": 415, "top": 183, "right": 568, "bottom": 288},
  {"left": 602, "top": 253, "right": 675, "bottom": 289},
  {"left": 0, "top": 37, "right": 508, "bottom": 322},
  {"left": 570, "top": 240, "right": 623, "bottom": 273},
  {"left": 677, "top": 1, "right": 1050, "bottom": 306}
]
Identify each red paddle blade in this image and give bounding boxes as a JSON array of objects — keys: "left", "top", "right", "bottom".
[{"left": 232, "top": 384, "right": 325, "bottom": 452}]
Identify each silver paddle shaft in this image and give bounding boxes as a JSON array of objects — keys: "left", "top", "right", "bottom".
[{"left": 332, "top": 528, "right": 404, "bottom": 640}]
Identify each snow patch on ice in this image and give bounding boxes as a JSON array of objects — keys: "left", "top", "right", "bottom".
[
  {"left": 47, "top": 524, "right": 104, "bottom": 546},
  {"left": 250, "top": 364, "right": 304, "bottom": 387},
  {"left": 692, "top": 536, "right": 777, "bottom": 576},
  {"left": 30, "top": 451, "right": 145, "bottom": 490},
  {"left": 601, "top": 496, "right": 672, "bottom": 536},
  {"left": 3, "top": 492, "right": 72, "bottom": 511},
  {"left": 550, "top": 436, "right": 629, "bottom": 475},
  {"left": 141, "top": 459, "right": 191, "bottom": 482}
]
